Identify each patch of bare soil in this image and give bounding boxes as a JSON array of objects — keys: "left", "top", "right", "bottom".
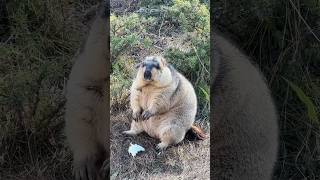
[{"left": 110, "top": 110, "right": 210, "bottom": 180}]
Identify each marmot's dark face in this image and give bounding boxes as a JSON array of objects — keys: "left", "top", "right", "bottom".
[
  {"left": 142, "top": 59, "right": 160, "bottom": 81},
  {"left": 136, "top": 56, "right": 167, "bottom": 82}
]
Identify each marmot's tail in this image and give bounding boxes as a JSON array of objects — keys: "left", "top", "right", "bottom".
[{"left": 185, "top": 125, "right": 208, "bottom": 141}]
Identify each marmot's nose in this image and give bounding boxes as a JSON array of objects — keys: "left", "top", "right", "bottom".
[{"left": 144, "top": 71, "right": 152, "bottom": 80}]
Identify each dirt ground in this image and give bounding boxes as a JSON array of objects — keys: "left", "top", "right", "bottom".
[{"left": 110, "top": 110, "right": 210, "bottom": 180}]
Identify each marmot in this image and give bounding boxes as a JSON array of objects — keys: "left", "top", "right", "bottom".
[
  {"left": 211, "top": 31, "right": 279, "bottom": 180},
  {"left": 65, "top": 3, "right": 109, "bottom": 180},
  {"left": 123, "top": 56, "right": 207, "bottom": 150}
]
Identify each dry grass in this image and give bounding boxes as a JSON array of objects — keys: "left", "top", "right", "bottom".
[{"left": 110, "top": 110, "right": 210, "bottom": 180}]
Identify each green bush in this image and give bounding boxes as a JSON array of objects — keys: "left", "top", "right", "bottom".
[
  {"left": 166, "top": 0, "right": 210, "bottom": 34},
  {"left": 111, "top": 13, "right": 155, "bottom": 60},
  {"left": 110, "top": 56, "right": 136, "bottom": 111}
]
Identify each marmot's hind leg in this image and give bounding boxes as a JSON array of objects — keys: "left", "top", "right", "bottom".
[
  {"left": 123, "top": 121, "right": 144, "bottom": 135},
  {"left": 157, "top": 125, "right": 185, "bottom": 150}
]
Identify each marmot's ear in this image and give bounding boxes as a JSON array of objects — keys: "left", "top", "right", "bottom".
[
  {"left": 135, "top": 62, "right": 141, "bottom": 69},
  {"left": 160, "top": 57, "right": 167, "bottom": 67}
]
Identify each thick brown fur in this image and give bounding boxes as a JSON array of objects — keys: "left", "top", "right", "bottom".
[
  {"left": 65, "top": 2, "right": 109, "bottom": 180},
  {"left": 211, "top": 31, "right": 279, "bottom": 180},
  {"left": 123, "top": 56, "right": 207, "bottom": 150}
]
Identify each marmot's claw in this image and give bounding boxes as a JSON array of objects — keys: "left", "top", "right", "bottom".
[
  {"left": 132, "top": 110, "right": 142, "bottom": 121},
  {"left": 156, "top": 142, "right": 167, "bottom": 152},
  {"left": 142, "top": 110, "right": 153, "bottom": 120}
]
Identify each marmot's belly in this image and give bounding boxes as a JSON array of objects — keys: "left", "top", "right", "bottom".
[
  {"left": 138, "top": 112, "right": 193, "bottom": 139},
  {"left": 139, "top": 115, "right": 163, "bottom": 139},
  {"left": 139, "top": 89, "right": 155, "bottom": 110}
]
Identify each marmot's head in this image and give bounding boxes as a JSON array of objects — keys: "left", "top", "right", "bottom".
[{"left": 135, "top": 56, "right": 172, "bottom": 87}]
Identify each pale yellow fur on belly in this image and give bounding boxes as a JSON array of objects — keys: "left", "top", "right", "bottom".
[{"left": 137, "top": 114, "right": 170, "bottom": 139}]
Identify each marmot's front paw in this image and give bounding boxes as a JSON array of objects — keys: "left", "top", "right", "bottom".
[
  {"left": 132, "top": 110, "right": 142, "bottom": 121},
  {"left": 142, "top": 110, "right": 154, "bottom": 120}
]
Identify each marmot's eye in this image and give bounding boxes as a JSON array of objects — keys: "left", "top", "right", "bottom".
[{"left": 155, "top": 65, "right": 160, "bottom": 70}]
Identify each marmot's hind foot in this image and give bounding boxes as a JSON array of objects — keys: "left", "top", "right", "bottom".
[
  {"left": 156, "top": 142, "right": 169, "bottom": 150},
  {"left": 122, "top": 130, "right": 140, "bottom": 136}
]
